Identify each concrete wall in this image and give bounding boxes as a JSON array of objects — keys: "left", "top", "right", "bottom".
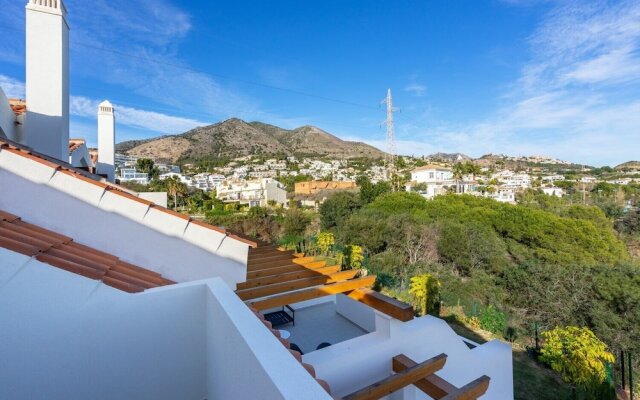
[
  {"left": 0, "top": 249, "right": 208, "bottom": 400},
  {"left": 304, "top": 315, "right": 513, "bottom": 399},
  {"left": 0, "top": 148, "right": 249, "bottom": 287},
  {"left": 205, "top": 279, "right": 331, "bottom": 400},
  {"left": 0, "top": 252, "right": 331, "bottom": 400},
  {"left": 0, "top": 88, "right": 17, "bottom": 141},
  {"left": 336, "top": 293, "right": 376, "bottom": 332}
]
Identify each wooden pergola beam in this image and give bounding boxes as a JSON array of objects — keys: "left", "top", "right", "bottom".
[
  {"left": 342, "top": 353, "right": 447, "bottom": 400},
  {"left": 237, "top": 270, "right": 360, "bottom": 300},
  {"left": 440, "top": 376, "right": 490, "bottom": 400},
  {"left": 392, "top": 354, "right": 456, "bottom": 399},
  {"left": 393, "top": 355, "right": 490, "bottom": 400},
  {"left": 249, "top": 275, "right": 376, "bottom": 311},
  {"left": 246, "top": 264, "right": 304, "bottom": 280},
  {"left": 346, "top": 288, "right": 414, "bottom": 322},
  {"left": 238, "top": 268, "right": 323, "bottom": 290}
]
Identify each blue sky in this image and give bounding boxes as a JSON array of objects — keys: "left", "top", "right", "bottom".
[{"left": 1, "top": 0, "right": 639, "bottom": 166}]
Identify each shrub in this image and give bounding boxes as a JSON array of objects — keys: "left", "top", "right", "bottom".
[
  {"left": 316, "top": 232, "right": 335, "bottom": 255},
  {"left": 282, "top": 208, "right": 310, "bottom": 237},
  {"left": 409, "top": 274, "right": 441, "bottom": 316},
  {"left": 343, "top": 245, "right": 364, "bottom": 269},
  {"left": 539, "top": 326, "right": 614, "bottom": 386},
  {"left": 478, "top": 305, "right": 506, "bottom": 335}
]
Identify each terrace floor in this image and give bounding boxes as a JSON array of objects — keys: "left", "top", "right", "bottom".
[{"left": 282, "top": 301, "right": 368, "bottom": 355}]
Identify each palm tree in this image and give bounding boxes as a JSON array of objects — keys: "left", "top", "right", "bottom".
[
  {"left": 165, "top": 176, "right": 188, "bottom": 210},
  {"left": 452, "top": 163, "right": 465, "bottom": 193}
]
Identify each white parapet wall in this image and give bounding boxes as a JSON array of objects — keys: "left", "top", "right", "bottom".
[
  {"left": 0, "top": 88, "right": 19, "bottom": 141},
  {"left": 0, "top": 251, "right": 331, "bottom": 400},
  {"left": 304, "top": 313, "right": 513, "bottom": 399},
  {"left": 0, "top": 147, "right": 250, "bottom": 287}
]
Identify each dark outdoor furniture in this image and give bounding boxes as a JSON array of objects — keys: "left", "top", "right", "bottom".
[
  {"left": 263, "top": 305, "right": 295, "bottom": 327},
  {"left": 289, "top": 343, "right": 303, "bottom": 355}
]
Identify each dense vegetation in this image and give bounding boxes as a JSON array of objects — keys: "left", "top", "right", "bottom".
[{"left": 320, "top": 191, "right": 639, "bottom": 399}]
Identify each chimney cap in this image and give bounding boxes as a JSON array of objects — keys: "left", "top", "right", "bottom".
[{"left": 98, "top": 100, "right": 114, "bottom": 113}]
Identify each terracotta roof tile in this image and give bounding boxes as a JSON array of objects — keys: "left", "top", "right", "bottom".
[
  {"left": 0, "top": 209, "right": 174, "bottom": 293},
  {"left": 8, "top": 98, "right": 26, "bottom": 116},
  {"left": 68, "top": 139, "right": 86, "bottom": 155}
]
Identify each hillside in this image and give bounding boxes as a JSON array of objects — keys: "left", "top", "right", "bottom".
[
  {"left": 615, "top": 160, "right": 640, "bottom": 171},
  {"left": 116, "top": 118, "right": 385, "bottom": 163}
]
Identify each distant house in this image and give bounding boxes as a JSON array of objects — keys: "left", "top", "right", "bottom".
[
  {"left": 542, "top": 187, "right": 565, "bottom": 197},
  {"left": 217, "top": 178, "right": 287, "bottom": 207},
  {"left": 406, "top": 165, "right": 471, "bottom": 199},
  {"left": 411, "top": 164, "right": 453, "bottom": 183},
  {"left": 294, "top": 181, "right": 357, "bottom": 196},
  {"left": 293, "top": 181, "right": 358, "bottom": 208}
]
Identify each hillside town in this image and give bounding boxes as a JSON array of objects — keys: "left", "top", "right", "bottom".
[{"left": 114, "top": 150, "right": 640, "bottom": 210}]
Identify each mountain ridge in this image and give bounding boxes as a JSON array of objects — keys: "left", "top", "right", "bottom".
[{"left": 116, "top": 118, "right": 385, "bottom": 163}]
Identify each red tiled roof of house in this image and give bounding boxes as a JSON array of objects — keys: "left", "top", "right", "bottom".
[
  {"left": 89, "top": 148, "right": 98, "bottom": 165},
  {"left": 68, "top": 138, "right": 85, "bottom": 155},
  {"left": 8, "top": 98, "right": 26, "bottom": 116},
  {"left": 0, "top": 209, "right": 175, "bottom": 293},
  {"left": 0, "top": 137, "right": 257, "bottom": 247}
]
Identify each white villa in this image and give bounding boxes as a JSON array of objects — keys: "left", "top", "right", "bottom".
[
  {"left": 0, "top": 1, "right": 513, "bottom": 399},
  {"left": 217, "top": 178, "right": 288, "bottom": 207}
]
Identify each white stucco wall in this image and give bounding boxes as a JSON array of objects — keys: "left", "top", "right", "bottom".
[
  {"left": 0, "top": 252, "right": 331, "bottom": 399},
  {"left": 0, "top": 249, "right": 208, "bottom": 400},
  {"left": 205, "top": 279, "right": 331, "bottom": 400},
  {"left": 138, "top": 191, "right": 168, "bottom": 208},
  {"left": 0, "top": 149, "right": 249, "bottom": 287},
  {"left": 335, "top": 293, "right": 377, "bottom": 332},
  {"left": 303, "top": 315, "right": 513, "bottom": 399},
  {"left": 0, "top": 88, "right": 18, "bottom": 140}
]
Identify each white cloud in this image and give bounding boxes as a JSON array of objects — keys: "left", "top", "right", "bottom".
[
  {"left": 404, "top": 84, "right": 427, "bottom": 97},
  {"left": 0, "top": 75, "right": 25, "bottom": 98},
  {"left": 70, "top": 96, "right": 209, "bottom": 133},
  {"left": 398, "top": 0, "right": 640, "bottom": 166}
]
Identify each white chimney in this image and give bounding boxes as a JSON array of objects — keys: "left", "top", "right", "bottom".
[
  {"left": 97, "top": 100, "right": 115, "bottom": 182},
  {"left": 25, "top": 0, "right": 69, "bottom": 161}
]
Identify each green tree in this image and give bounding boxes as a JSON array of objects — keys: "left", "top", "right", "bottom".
[
  {"left": 165, "top": 176, "right": 188, "bottom": 210},
  {"left": 319, "top": 191, "right": 361, "bottom": 229},
  {"left": 282, "top": 208, "right": 310, "bottom": 237},
  {"left": 615, "top": 208, "right": 640, "bottom": 234},
  {"left": 539, "top": 326, "right": 614, "bottom": 388},
  {"left": 357, "top": 175, "right": 391, "bottom": 204},
  {"left": 136, "top": 158, "right": 160, "bottom": 180},
  {"left": 452, "top": 163, "right": 465, "bottom": 193}
]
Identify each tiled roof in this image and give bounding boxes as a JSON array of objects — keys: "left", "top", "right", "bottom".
[
  {"left": 8, "top": 98, "right": 26, "bottom": 116},
  {"left": 0, "top": 137, "right": 256, "bottom": 247},
  {"left": 89, "top": 148, "right": 98, "bottom": 165},
  {"left": 0, "top": 209, "right": 175, "bottom": 293},
  {"left": 68, "top": 138, "right": 85, "bottom": 155}
]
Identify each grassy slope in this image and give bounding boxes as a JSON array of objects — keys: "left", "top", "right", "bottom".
[{"left": 445, "top": 319, "right": 571, "bottom": 400}]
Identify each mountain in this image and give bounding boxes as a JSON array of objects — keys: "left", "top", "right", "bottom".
[
  {"left": 426, "top": 152, "right": 472, "bottom": 163},
  {"left": 116, "top": 118, "right": 385, "bottom": 163},
  {"left": 615, "top": 161, "right": 640, "bottom": 171}
]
